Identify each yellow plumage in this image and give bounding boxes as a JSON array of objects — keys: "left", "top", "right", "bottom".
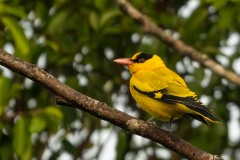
[{"left": 114, "top": 52, "right": 219, "bottom": 124}]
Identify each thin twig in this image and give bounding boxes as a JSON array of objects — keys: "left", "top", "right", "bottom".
[{"left": 117, "top": 0, "right": 240, "bottom": 87}]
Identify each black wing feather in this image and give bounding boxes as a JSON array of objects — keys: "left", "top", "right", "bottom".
[{"left": 133, "top": 85, "right": 219, "bottom": 123}]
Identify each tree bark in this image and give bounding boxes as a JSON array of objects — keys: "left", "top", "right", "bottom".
[{"left": 117, "top": 0, "right": 240, "bottom": 87}]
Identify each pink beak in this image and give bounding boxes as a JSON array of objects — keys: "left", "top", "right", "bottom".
[{"left": 113, "top": 58, "right": 133, "bottom": 65}]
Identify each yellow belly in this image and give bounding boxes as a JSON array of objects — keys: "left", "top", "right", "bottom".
[{"left": 130, "top": 86, "right": 192, "bottom": 121}]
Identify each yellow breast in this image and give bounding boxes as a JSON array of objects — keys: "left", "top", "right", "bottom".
[{"left": 129, "top": 84, "right": 192, "bottom": 121}]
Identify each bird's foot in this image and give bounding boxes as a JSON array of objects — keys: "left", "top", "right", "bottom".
[
  {"left": 146, "top": 117, "right": 156, "bottom": 126},
  {"left": 147, "top": 121, "right": 156, "bottom": 126}
]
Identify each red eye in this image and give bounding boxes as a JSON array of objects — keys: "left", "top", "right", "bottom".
[{"left": 139, "top": 58, "right": 145, "bottom": 63}]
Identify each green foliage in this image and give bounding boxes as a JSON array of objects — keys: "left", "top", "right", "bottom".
[
  {"left": 0, "top": 3, "right": 26, "bottom": 17},
  {"left": 0, "top": 76, "right": 11, "bottom": 107},
  {"left": 0, "top": 0, "right": 239, "bottom": 159},
  {"left": 13, "top": 116, "right": 32, "bottom": 160},
  {"left": 116, "top": 132, "right": 129, "bottom": 160},
  {"left": 29, "top": 106, "right": 63, "bottom": 133},
  {"left": 1, "top": 17, "right": 30, "bottom": 56}
]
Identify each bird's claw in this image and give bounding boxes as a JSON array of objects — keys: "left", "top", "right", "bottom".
[{"left": 147, "top": 121, "right": 156, "bottom": 126}]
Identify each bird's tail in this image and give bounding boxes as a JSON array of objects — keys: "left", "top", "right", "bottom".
[
  {"left": 160, "top": 94, "right": 220, "bottom": 124},
  {"left": 188, "top": 105, "right": 220, "bottom": 124}
]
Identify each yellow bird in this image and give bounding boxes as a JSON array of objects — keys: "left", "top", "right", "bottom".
[{"left": 114, "top": 52, "right": 219, "bottom": 125}]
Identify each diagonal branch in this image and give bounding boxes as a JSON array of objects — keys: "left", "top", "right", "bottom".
[
  {"left": 0, "top": 49, "right": 223, "bottom": 160},
  {"left": 117, "top": 0, "right": 240, "bottom": 87}
]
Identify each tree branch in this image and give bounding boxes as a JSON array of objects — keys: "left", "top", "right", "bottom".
[
  {"left": 0, "top": 49, "right": 223, "bottom": 160},
  {"left": 117, "top": 0, "right": 240, "bottom": 87}
]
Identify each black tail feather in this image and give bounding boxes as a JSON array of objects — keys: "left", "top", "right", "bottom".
[
  {"left": 161, "top": 95, "right": 220, "bottom": 123},
  {"left": 184, "top": 113, "right": 209, "bottom": 125}
]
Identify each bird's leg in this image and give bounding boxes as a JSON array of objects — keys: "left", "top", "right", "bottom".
[
  {"left": 147, "top": 117, "right": 156, "bottom": 126},
  {"left": 147, "top": 116, "right": 155, "bottom": 122},
  {"left": 167, "top": 117, "right": 174, "bottom": 132}
]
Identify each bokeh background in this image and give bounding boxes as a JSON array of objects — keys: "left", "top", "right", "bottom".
[{"left": 0, "top": 0, "right": 240, "bottom": 159}]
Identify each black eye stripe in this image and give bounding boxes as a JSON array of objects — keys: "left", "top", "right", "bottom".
[{"left": 132, "top": 53, "right": 153, "bottom": 63}]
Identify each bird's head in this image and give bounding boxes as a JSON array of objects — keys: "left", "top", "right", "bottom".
[{"left": 114, "top": 52, "right": 166, "bottom": 75}]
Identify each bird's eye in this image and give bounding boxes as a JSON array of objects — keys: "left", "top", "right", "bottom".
[{"left": 138, "top": 58, "right": 145, "bottom": 63}]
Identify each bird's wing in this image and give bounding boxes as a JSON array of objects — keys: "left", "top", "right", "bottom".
[
  {"left": 131, "top": 68, "right": 219, "bottom": 123},
  {"left": 131, "top": 67, "right": 196, "bottom": 98}
]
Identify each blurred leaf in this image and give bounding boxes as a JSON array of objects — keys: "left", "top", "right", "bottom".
[
  {"left": 1, "top": 17, "right": 30, "bottom": 56},
  {"left": 10, "top": 83, "right": 22, "bottom": 98},
  {"left": 0, "top": 106, "right": 2, "bottom": 117},
  {"left": 60, "top": 106, "right": 77, "bottom": 127},
  {"left": 0, "top": 76, "right": 10, "bottom": 102},
  {"left": 158, "top": 13, "right": 179, "bottom": 28},
  {"left": 34, "top": 1, "right": 48, "bottom": 19},
  {"left": 185, "top": 8, "right": 208, "bottom": 31},
  {"left": 212, "top": 0, "right": 228, "bottom": 9},
  {"left": 202, "top": 0, "right": 228, "bottom": 8},
  {"left": 0, "top": 143, "right": 12, "bottom": 160},
  {"left": 202, "top": 46, "right": 219, "bottom": 55},
  {"left": 46, "top": 40, "right": 59, "bottom": 52},
  {"left": 94, "top": 0, "right": 109, "bottom": 10},
  {"left": 0, "top": 122, "right": 2, "bottom": 141},
  {"left": 44, "top": 106, "right": 63, "bottom": 120},
  {"left": 13, "top": 116, "right": 32, "bottom": 159},
  {"left": 89, "top": 11, "right": 99, "bottom": 31},
  {"left": 116, "top": 132, "right": 128, "bottom": 160},
  {"left": 99, "top": 9, "right": 122, "bottom": 28},
  {"left": 43, "top": 106, "right": 63, "bottom": 133},
  {"left": 29, "top": 114, "right": 47, "bottom": 133},
  {"left": 180, "top": 6, "right": 208, "bottom": 42},
  {"left": 47, "top": 10, "right": 68, "bottom": 33},
  {"left": 217, "top": 6, "right": 234, "bottom": 29},
  {"left": 0, "top": 76, "right": 10, "bottom": 106},
  {"left": 0, "top": 77, "right": 22, "bottom": 116},
  {"left": 0, "top": 4, "right": 26, "bottom": 18}
]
